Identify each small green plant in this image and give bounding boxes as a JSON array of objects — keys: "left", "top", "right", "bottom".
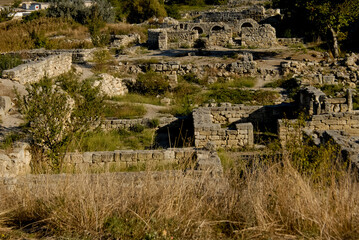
[
  {"left": 0, "top": 132, "right": 22, "bottom": 150},
  {"left": 147, "top": 118, "right": 160, "bottom": 128},
  {"left": 131, "top": 71, "right": 170, "bottom": 96},
  {"left": 0, "top": 54, "right": 22, "bottom": 77},
  {"left": 130, "top": 124, "right": 145, "bottom": 133}
]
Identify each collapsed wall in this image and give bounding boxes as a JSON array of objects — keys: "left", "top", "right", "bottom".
[{"left": 2, "top": 53, "right": 72, "bottom": 84}]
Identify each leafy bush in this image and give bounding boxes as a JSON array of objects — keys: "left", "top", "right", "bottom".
[
  {"left": 147, "top": 118, "right": 160, "bottom": 128},
  {"left": 130, "top": 124, "right": 145, "bottom": 133},
  {"left": 180, "top": 73, "right": 202, "bottom": 84},
  {"left": 131, "top": 71, "right": 170, "bottom": 96},
  {"left": 319, "top": 84, "right": 344, "bottom": 97},
  {"left": 0, "top": 54, "right": 22, "bottom": 77},
  {"left": 16, "top": 73, "right": 103, "bottom": 171}
]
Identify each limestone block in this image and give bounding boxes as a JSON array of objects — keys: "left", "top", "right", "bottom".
[
  {"left": 83, "top": 152, "right": 93, "bottom": 163},
  {"left": 120, "top": 151, "right": 136, "bottom": 162},
  {"left": 0, "top": 96, "right": 13, "bottom": 115},
  {"left": 137, "top": 151, "right": 152, "bottom": 161},
  {"left": 164, "top": 150, "right": 175, "bottom": 160},
  {"left": 152, "top": 151, "right": 165, "bottom": 160}
]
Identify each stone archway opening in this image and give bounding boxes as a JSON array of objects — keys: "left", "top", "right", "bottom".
[
  {"left": 241, "top": 22, "right": 253, "bottom": 28},
  {"left": 211, "top": 25, "right": 224, "bottom": 32},
  {"left": 193, "top": 26, "right": 204, "bottom": 34}
]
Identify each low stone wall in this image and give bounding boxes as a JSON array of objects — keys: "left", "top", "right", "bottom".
[
  {"left": 101, "top": 117, "right": 178, "bottom": 131},
  {"left": 3, "top": 49, "right": 97, "bottom": 64},
  {"left": 62, "top": 148, "right": 197, "bottom": 172},
  {"left": 115, "top": 55, "right": 260, "bottom": 80},
  {"left": 193, "top": 106, "right": 257, "bottom": 149},
  {"left": 307, "top": 112, "right": 359, "bottom": 134},
  {"left": 2, "top": 53, "right": 72, "bottom": 84},
  {"left": 210, "top": 105, "right": 262, "bottom": 124},
  {"left": 110, "top": 34, "right": 140, "bottom": 48},
  {"left": 278, "top": 112, "right": 359, "bottom": 145},
  {"left": 277, "top": 38, "right": 304, "bottom": 46}
]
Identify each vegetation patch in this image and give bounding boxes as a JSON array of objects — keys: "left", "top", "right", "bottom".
[
  {"left": 68, "top": 129, "right": 155, "bottom": 152},
  {"left": 103, "top": 103, "right": 147, "bottom": 119}
]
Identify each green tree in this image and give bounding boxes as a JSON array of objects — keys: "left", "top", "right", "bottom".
[
  {"left": 306, "top": 0, "right": 359, "bottom": 58},
  {"left": 273, "top": 0, "right": 359, "bottom": 58},
  {"left": 16, "top": 73, "right": 103, "bottom": 171},
  {"left": 125, "top": 0, "right": 167, "bottom": 23}
]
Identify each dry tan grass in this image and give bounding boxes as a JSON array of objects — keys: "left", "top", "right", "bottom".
[
  {"left": 1, "top": 156, "right": 359, "bottom": 239},
  {"left": 0, "top": 17, "right": 90, "bottom": 52}
]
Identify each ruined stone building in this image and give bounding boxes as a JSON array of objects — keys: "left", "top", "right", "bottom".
[{"left": 148, "top": 5, "right": 279, "bottom": 50}]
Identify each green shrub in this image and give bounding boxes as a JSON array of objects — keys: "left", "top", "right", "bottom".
[
  {"left": 319, "top": 84, "right": 344, "bottom": 97},
  {"left": 130, "top": 124, "right": 145, "bottom": 133},
  {"left": 148, "top": 118, "right": 160, "bottom": 128},
  {"left": 0, "top": 54, "right": 22, "bottom": 77},
  {"left": 16, "top": 73, "right": 103, "bottom": 171},
  {"left": 131, "top": 71, "right": 170, "bottom": 96},
  {"left": 180, "top": 73, "right": 202, "bottom": 84}
]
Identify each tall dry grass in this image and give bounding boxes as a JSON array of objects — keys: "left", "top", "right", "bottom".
[
  {"left": 1, "top": 155, "right": 359, "bottom": 239},
  {"left": 0, "top": 17, "right": 89, "bottom": 52}
]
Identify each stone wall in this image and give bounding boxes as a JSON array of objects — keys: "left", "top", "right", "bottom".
[
  {"left": 277, "top": 38, "right": 304, "bottom": 46},
  {"left": 241, "top": 24, "right": 277, "bottom": 48},
  {"left": 0, "top": 143, "right": 31, "bottom": 178},
  {"left": 2, "top": 53, "right": 72, "bottom": 84},
  {"left": 278, "top": 112, "right": 359, "bottom": 145},
  {"left": 101, "top": 117, "right": 178, "bottom": 131},
  {"left": 2, "top": 49, "right": 96, "bottom": 64},
  {"left": 115, "top": 55, "right": 260, "bottom": 80},
  {"left": 197, "top": 6, "right": 268, "bottom": 23},
  {"left": 110, "top": 34, "right": 140, "bottom": 48},
  {"left": 299, "top": 86, "right": 353, "bottom": 116},
  {"left": 280, "top": 54, "right": 359, "bottom": 87},
  {"left": 62, "top": 148, "right": 197, "bottom": 172},
  {"left": 193, "top": 105, "right": 259, "bottom": 149},
  {"left": 167, "top": 30, "right": 199, "bottom": 49}
]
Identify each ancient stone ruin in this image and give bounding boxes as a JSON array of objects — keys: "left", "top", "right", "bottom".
[{"left": 148, "top": 6, "right": 279, "bottom": 50}]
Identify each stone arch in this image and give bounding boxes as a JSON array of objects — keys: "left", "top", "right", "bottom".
[
  {"left": 238, "top": 18, "right": 259, "bottom": 31},
  {"left": 192, "top": 26, "right": 204, "bottom": 34},
  {"left": 211, "top": 25, "right": 224, "bottom": 32}
]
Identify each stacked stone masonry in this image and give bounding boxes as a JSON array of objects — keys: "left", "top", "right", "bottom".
[
  {"left": 193, "top": 105, "right": 260, "bottom": 149},
  {"left": 101, "top": 117, "right": 178, "bottom": 131},
  {"left": 2, "top": 53, "right": 72, "bottom": 84},
  {"left": 62, "top": 148, "right": 196, "bottom": 172}
]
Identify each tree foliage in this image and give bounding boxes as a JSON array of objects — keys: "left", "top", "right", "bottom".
[
  {"left": 16, "top": 73, "right": 104, "bottom": 171},
  {"left": 47, "top": 0, "right": 114, "bottom": 24},
  {"left": 273, "top": 0, "right": 359, "bottom": 57}
]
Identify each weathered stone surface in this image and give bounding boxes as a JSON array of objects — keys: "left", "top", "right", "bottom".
[
  {"left": 94, "top": 73, "right": 128, "bottom": 97},
  {"left": 0, "top": 96, "right": 13, "bottom": 116},
  {"left": 2, "top": 53, "right": 72, "bottom": 84}
]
